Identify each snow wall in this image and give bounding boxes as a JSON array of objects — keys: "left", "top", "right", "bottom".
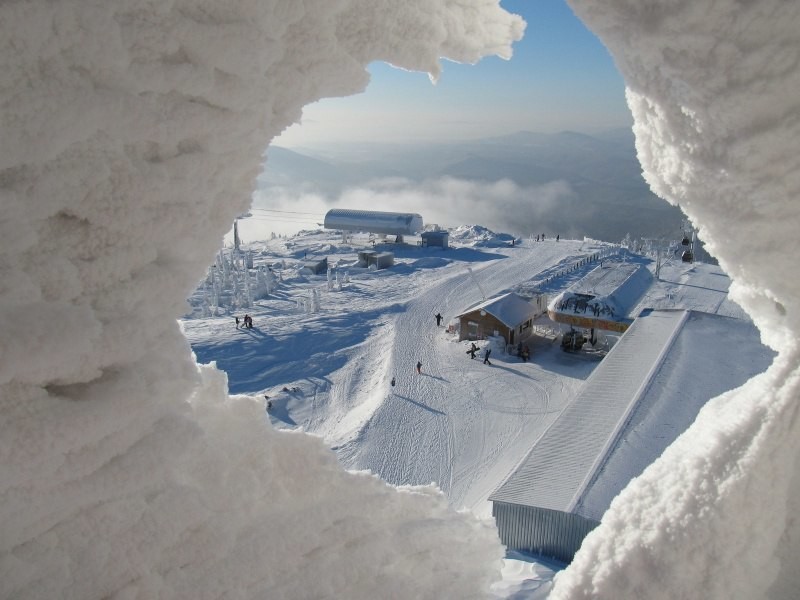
[
  {"left": 1, "top": 1, "right": 798, "bottom": 599},
  {"left": 0, "top": 2, "right": 521, "bottom": 599}
]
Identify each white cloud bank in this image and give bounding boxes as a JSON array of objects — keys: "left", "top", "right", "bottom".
[
  {"left": 251, "top": 176, "right": 573, "bottom": 236},
  {"left": 0, "top": 1, "right": 522, "bottom": 598},
  {"left": 2, "top": 1, "right": 799, "bottom": 600}
]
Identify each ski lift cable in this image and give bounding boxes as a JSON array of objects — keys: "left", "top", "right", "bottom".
[{"left": 248, "top": 207, "right": 325, "bottom": 216}]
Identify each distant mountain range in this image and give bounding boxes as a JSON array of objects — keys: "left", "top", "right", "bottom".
[{"left": 259, "top": 129, "right": 710, "bottom": 261}]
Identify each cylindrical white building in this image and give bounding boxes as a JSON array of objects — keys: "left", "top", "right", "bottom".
[{"left": 323, "top": 209, "right": 423, "bottom": 236}]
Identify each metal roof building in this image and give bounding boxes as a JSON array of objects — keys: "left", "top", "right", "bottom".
[
  {"left": 421, "top": 230, "right": 449, "bottom": 248},
  {"left": 489, "top": 309, "right": 773, "bottom": 563},
  {"left": 323, "top": 209, "right": 423, "bottom": 237}
]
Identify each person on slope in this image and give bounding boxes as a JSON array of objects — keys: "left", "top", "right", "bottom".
[
  {"left": 483, "top": 347, "right": 492, "bottom": 365},
  {"left": 467, "top": 343, "right": 478, "bottom": 359},
  {"left": 416, "top": 361, "right": 422, "bottom": 375},
  {"left": 435, "top": 312, "right": 443, "bottom": 326}
]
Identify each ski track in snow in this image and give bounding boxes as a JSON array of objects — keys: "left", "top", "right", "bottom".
[
  {"left": 184, "top": 234, "right": 748, "bottom": 517},
  {"left": 340, "top": 240, "right": 598, "bottom": 512}
]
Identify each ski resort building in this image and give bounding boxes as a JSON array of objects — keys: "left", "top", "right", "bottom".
[
  {"left": 489, "top": 309, "right": 773, "bottom": 563},
  {"left": 420, "top": 230, "right": 449, "bottom": 249},
  {"left": 456, "top": 292, "right": 547, "bottom": 346},
  {"left": 323, "top": 209, "right": 423, "bottom": 242},
  {"left": 547, "top": 262, "right": 650, "bottom": 334},
  {"left": 357, "top": 250, "right": 394, "bottom": 270}
]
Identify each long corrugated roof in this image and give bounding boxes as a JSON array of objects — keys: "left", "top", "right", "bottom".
[{"left": 489, "top": 309, "right": 689, "bottom": 513}]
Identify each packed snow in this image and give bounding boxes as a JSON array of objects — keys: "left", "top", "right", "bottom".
[
  {"left": 182, "top": 228, "right": 771, "bottom": 594},
  {"left": 1, "top": 0, "right": 799, "bottom": 599}
]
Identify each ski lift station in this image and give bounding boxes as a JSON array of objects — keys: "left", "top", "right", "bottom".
[
  {"left": 547, "top": 262, "right": 651, "bottom": 336},
  {"left": 489, "top": 309, "right": 774, "bottom": 564},
  {"left": 323, "top": 209, "right": 423, "bottom": 243}
]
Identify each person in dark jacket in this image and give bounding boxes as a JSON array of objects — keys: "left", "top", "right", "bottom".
[
  {"left": 416, "top": 361, "right": 422, "bottom": 374},
  {"left": 483, "top": 347, "right": 492, "bottom": 365},
  {"left": 435, "top": 313, "right": 443, "bottom": 326}
]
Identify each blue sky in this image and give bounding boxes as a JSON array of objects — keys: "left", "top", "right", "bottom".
[{"left": 276, "top": 0, "right": 631, "bottom": 147}]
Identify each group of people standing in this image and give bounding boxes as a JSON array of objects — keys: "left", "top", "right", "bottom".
[
  {"left": 235, "top": 314, "right": 253, "bottom": 329},
  {"left": 534, "top": 233, "right": 559, "bottom": 242},
  {"left": 466, "top": 342, "right": 492, "bottom": 365}
]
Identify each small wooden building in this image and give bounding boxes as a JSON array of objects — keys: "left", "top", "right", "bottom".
[{"left": 456, "top": 292, "right": 545, "bottom": 345}]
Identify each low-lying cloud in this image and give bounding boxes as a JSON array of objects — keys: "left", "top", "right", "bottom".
[{"left": 246, "top": 177, "right": 575, "bottom": 240}]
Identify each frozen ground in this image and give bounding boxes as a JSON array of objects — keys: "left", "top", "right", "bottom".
[{"left": 182, "top": 227, "right": 766, "bottom": 595}]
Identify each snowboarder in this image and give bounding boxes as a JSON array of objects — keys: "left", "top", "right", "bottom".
[
  {"left": 235, "top": 316, "right": 240, "bottom": 329},
  {"left": 483, "top": 347, "right": 492, "bottom": 365},
  {"left": 391, "top": 376, "right": 396, "bottom": 388},
  {"left": 435, "top": 312, "right": 443, "bottom": 326},
  {"left": 416, "top": 361, "right": 422, "bottom": 374},
  {"left": 556, "top": 234, "right": 560, "bottom": 242},
  {"left": 467, "top": 342, "right": 478, "bottom": 359}
]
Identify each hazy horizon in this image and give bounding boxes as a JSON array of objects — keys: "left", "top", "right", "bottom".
[{"left": 274, "top": 0, "right": 631, "bottom": 148}]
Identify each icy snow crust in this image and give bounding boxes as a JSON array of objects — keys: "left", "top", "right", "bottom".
[
  {"left": 0, "top": 2, "right": 522, "bottom": 598},
  {"left": 2, "top": 0, "right": 799, "bottom": 598}
]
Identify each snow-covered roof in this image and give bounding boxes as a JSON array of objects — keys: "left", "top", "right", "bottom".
[
  {"left": 458, "top": 292, "right": 538, "bottom": 328},
  {"left": 490, "top": 309, "right": 773, "bottom": 520},
  {"left": 547, "top": 262, "right": 651, "bottom": 318}
]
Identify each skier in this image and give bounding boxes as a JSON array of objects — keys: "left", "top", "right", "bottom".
[
  {"left": 483, "top": 347, "right": 492, "bottom": 365},
  {"left": 416, "top": 361, "right": 422, "bottom": 374},
  {"left": 435, "top": 312, "right": 443, "bottom": 326},
  {"left": 235, "top": 316, "right": 240, "bottom": 329},
  {"left": 391, "top": 376, "right": 396, "bottom": 388},
  {"left": 556, "top": 234, "right": 560, "bottom": 242}
]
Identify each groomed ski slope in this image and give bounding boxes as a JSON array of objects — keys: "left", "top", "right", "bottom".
[
  {"left": 333, "top": 240, "right": 603, "bottom": 514},
  {"left": 183, "top": 231, "right": 752, "bottom": 521},
  {"left": 184, "top": 234, "right": 608, "bottom": 516}
]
